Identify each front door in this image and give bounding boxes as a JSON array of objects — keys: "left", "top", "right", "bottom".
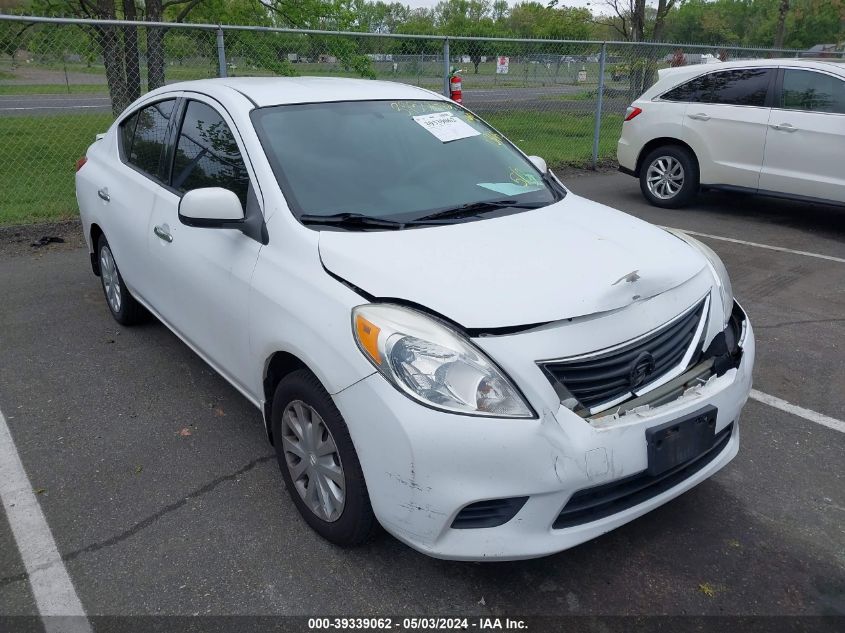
[
  {"left": 759, "top": 67, "right": 845, "bottom": 203},
  {"left": 146, "top": 97, "right": 263, "bottom": 398}
]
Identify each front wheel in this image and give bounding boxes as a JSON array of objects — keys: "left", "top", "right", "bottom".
[
  {"left": 639, "top": 145, "right": 699, "bottom": 208},
  {"left": 271, "top": 369, "right": 376, "bottom": 546}
]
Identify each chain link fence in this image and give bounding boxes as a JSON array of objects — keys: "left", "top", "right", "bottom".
[{"left": 2, "top": 14, "right": 842, "bottom": 225}]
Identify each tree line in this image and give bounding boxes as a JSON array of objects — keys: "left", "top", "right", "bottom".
[{"left": 1, "top": 0, "right": 842, "bottom": 115}]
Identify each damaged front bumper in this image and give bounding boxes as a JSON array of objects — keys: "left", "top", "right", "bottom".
[{"left": 332, "top": 302, "right": 754, "bottom": 561}]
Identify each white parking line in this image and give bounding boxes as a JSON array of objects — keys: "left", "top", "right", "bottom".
[
  {"left": 750, "top": 389, "right": 845, "bottom": 434},
  {"left": 0, "top": 408, "right": 92, "bottom": 633},
  {"left": 665, "top": 227, "right": 845, "bottom": 264}
]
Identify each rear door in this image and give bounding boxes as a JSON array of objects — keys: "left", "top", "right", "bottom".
[
  {"left": 674, "top": 67, "right": 775, "bottom": 189},
  {"left": 759, "top": 67, "right": 845, "bottom": 203},
  {"left": 145, "top": 96, "right": 263, "bottom": 396},
  {"left": 95, "top": 98, "right": 178, "bottom": 300}
]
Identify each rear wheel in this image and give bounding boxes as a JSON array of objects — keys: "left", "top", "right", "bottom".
[
  {"left": 97, "top": 235, "right": 147, "bottom": 325},
  {"left": 271, "top": 369, "right": 376, "bottom": 546},
  {"left": 640, "top": 145, "right": 699, "bottom": 208}
]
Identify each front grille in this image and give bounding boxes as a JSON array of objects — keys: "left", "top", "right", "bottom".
[
  {"left": 553, "top": 422, "right": 733, "bottom": 529},
  {"left": 540, "top": 298, "right": 707, "bottom": 411}
]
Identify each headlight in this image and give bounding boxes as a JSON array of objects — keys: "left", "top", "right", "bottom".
[
  {"left": 666, "top": 229, "right": 734, "bottom": 326},
  {"left": 352, "top": 304, "right": 534, "bottom": 419}
]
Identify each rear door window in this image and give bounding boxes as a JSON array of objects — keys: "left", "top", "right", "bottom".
[
  {"left": 780, "top": 69, "right": 845, "bottom": 114},
  {"left": 125, "top": 99, "right": 177, "bottom": 180},
  {"left": 171, "top": 100, "right": 250, "bottom": 207},
  {"left": 709, "top": 68, "right": 772, "bottom": 106}
]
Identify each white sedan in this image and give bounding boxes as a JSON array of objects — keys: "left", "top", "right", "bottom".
[
  {"left": 618, "top": 58, "right": 845, "bottom": 208},
  {"left": 76, "top": 77, "right": 754, "bottom": 560}
]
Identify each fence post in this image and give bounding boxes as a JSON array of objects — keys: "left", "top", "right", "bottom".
[
  {"left": 216, "top": 27, "right": 227, "bottom": 78},
  {"left": 442, "top": 38, "right": 450, "bottom": 96},
  {"left": 591, "top": 42, "right": 607, "bottom": 170}
]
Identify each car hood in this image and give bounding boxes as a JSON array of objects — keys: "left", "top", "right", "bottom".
[{"left": 318, "top": 194, "right": 707, "bottom": 329}]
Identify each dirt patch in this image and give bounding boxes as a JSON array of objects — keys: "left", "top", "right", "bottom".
[
  {"left": 0, "top": 219, "right": 86, "bottom": 257},
  {"left": 552, "top": 160, "right": 620, "bottom": 180}
]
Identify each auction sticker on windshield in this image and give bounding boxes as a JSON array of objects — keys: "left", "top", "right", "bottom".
[{"left": 412, "top": 111, "right": 481, "bottom": 143}]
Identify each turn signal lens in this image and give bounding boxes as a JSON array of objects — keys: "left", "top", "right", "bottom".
[
  {"left": 75, "top": 156, "right": 87, "bottom": 172},
  {"left": 624, "top": 106, "right": 642, "bottom": 122},
  {"left": 355, "top": 314, "right": 382, "bottom": 365}
]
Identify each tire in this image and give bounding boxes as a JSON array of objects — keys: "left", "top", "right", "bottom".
[
  {"left": 96, "top": 235, "right": 147, "bottom": 325},
  {"left": 639, "top": 145, "right": 699, "bottom": 208},
  {"left": 271, "top": 369, "right": 376, "bottom": 546}
]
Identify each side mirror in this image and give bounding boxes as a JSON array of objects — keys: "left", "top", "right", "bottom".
[
  {"left": 528, "top": 155, "right": 548, "bottom": 174},
  {"left": 179, "top": 187, "right": 244, "bottom": 227}
]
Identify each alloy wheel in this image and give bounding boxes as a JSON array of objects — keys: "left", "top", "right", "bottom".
[{"left": 646, "top": 156, "right": 685, "bottom": 200}]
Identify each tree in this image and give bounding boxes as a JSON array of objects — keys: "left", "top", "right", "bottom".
[
  {"left": 31, "top": 0, "right": 208, "bottom": 114},
  {"left": 593, "top": 0, "right": 677, "bottom": 42},
  {"left": 773, "top": 0, "right": 789, "bottom": 48}
]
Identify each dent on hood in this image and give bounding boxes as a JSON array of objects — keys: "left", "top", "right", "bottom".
[{"left": 317, "top": 198, "right": 705, "bottom": 331}]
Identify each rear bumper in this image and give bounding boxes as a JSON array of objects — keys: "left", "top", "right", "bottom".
[
  {"left": 333, "top": 314, "right": 755, "bottom": 561},
  {"left": 617, "top": 137, "right": 639, "bottom": 176}
]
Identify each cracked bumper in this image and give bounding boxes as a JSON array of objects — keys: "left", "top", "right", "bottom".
[{"left": 333, "top": 318, "right": 754, "bottom": 561}]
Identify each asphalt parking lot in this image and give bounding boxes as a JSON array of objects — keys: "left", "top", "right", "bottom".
[{"left": 1, "top": 170, "right": 843, "bottom": 627}]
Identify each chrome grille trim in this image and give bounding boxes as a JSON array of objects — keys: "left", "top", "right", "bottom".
[{"left": 539, "top": 295, "right": 710, "bottom": 414}]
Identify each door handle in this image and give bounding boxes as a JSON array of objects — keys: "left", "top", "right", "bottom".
[
  {"left": 97, "top": 188, "right": 110, "bottom": 202},
  {"left": 687, "top": 112, "right": 710, "bottom": 121},
  {"left": 770, "top": 122, "right": 797, "bottom": 132},
  {"left": 153, "top": 224, "right": 173, "bottom": 243}
]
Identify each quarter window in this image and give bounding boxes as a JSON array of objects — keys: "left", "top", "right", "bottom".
[
  {"left": 119, "top": 111, "right": 138, "bottom": 158},
  {"left": 126, "top": 99, "right": 176, "bottom": 180},
  {"left": 780, "top": 69, "right": 845, "bottom": 114},
  {"left": 662, "top": 74, "right": 712, "bottom": 103},
  {"left": 171, "top": 100, "right": 250, "bottom": 206},
  {"left": 709, "top": 68, "right": 772, "bottom": 106}
]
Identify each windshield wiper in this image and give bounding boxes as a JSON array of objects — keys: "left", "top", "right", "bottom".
[
  {"left": 414, "top": 199, "right": 547, "bottom": 222},
  {"left": 300, "top": 213, "right": 404, "bottom": 230}
]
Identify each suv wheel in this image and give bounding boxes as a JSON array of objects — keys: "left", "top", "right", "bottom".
[
  {"left": 271, "top": 369, "right": 376, "bottom": 546},
  {"left": 640, "top": 145, "right": 699, "bottom": 208}
]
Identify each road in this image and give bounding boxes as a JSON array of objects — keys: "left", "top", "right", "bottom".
[
  {"left": 0, "top": 84, "right": 627, "bottom": 116},
  {"left": 0, "top": 171, "right": 843, "bottom": 628}
]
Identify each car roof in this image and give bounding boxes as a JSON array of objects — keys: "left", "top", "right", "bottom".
[
  {"left": 657, "top": 57, "right": 845, "bottom": 82},
  {"left": 153, "top": 76, "right": 446, "bottom": 108}
]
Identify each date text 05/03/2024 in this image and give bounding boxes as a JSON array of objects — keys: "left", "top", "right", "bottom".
[{"left": 307, "top": 617, "right": 528, "bottom": 630}]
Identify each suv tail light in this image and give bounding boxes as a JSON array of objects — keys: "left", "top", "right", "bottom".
[
  {"left": 75, "top": 156, "right": 88, "bottom": 172},
  {"left": 624, "top": 106, "right": 642, "bottom": 122}
]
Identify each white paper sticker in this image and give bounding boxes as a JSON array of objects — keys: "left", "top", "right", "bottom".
[{"left": 412, "top": 111, "right": 481, "bottom": 143}]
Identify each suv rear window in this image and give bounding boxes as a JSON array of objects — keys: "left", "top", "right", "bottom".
[
  {"left": 709, "top": 68, "right": 772, "bottom": 106},
  {"left": 661, "top": 68, "right": 772, "bottom": 106}
]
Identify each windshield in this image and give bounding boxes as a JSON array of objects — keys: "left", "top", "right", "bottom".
[{"left": 251, "top": 100, "right": 560, "bottom": 227}]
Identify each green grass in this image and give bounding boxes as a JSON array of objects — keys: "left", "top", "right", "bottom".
[
  {"left": 0, "top": 83, "right": 108, "bottom": 95},
  {"left": 486, "top": 110, "right": 622, "bottom": 168},
  {"left": 0, "top": 70, "right": 15, "bottom": 80},
  {"left": 0, "top": 113, "right": 114, "bottom": 225},
  {"left": 0, "top": 109, "right": 620, "bottom": 226}
]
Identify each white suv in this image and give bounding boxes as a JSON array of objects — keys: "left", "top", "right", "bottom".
[{"left": 617, "top": 59, "right": 845, "bottom": 208}]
